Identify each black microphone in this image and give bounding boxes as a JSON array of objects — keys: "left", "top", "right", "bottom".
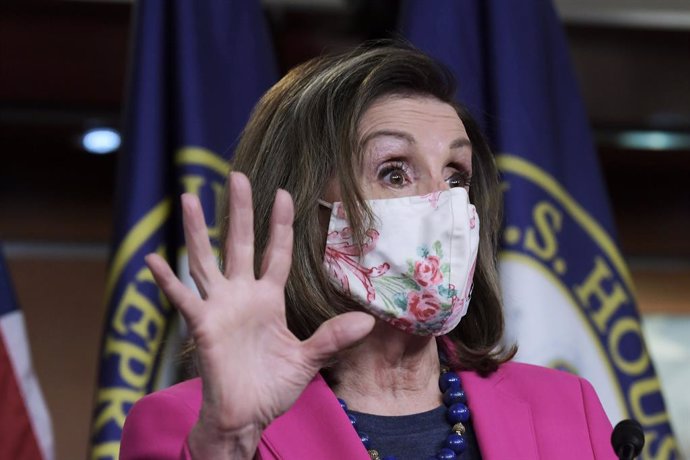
[{"left": 611, "top": 419, "right": 645, "bottom": 460}]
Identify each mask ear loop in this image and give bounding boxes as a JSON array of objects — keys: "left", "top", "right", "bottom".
[{"left": 317, "top": 199, "right": 333, "bottom": 209}]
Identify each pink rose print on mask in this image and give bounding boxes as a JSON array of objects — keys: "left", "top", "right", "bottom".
[
  {"left": 414, "top": 255, "right": 443, "bottom": 287},
  {"left": 388, "top": 316, "right": 415, "bottom": 333},
  {"left": 450, "top": 295, "right": 464, "bottom": 312},
  {"left": 324, "top": 227, "right": 390, "bottom": 302},
  {"left": 332, "top": 202, "right": 347, "bottom": 220},
  {"left": 408, "top": 289, "right": 442, "bottom": 322},
  {"left": 469, "top": 207, "right": 477, "bottom": 229},
  {"left": 422, "top": 191, "right": 442, "bottom": 209}
]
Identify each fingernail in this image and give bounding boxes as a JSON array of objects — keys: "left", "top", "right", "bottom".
[{"left": 180, "top": 193, "right": 191, "bottom": 208}]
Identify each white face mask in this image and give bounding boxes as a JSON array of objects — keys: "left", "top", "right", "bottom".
[{"left": 319, "top": 187, "right": 480, "bottom": 336}]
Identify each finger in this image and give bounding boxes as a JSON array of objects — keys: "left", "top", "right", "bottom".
[
  {"left": 224, "top": 172, "right": 255, "bottom": 279},
  {"left": 181, "top": 194, "right": 222, "bottom": 297},
  {"left": 145, "top": 253, "right": 200, "bottom": 325},
  {"left": 301, "top": 312, "right": 375, "bottom": 367},
  {"left": 260, "top": 189, "right": 294, "bottom": 285}
]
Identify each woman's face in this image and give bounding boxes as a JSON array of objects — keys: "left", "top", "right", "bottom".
[{"left": 324, "top": 95, "right": 473, "bottom": 203}]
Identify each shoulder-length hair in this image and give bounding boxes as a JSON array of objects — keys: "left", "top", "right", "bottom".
[{"left": 223, "top": 41, "right": 515, "bottom": 376}]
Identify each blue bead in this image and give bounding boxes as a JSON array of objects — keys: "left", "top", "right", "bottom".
[
  {"left": 439, "top": 372, "right": 461, "bottom": 392},
  {"left": 337, "top": 398, "right": 348, "bottom": 411},
  {"left": 359, "top": 432, "right": 371, "bottom": 449},
  {"left": 445, "top": 433, "right": 467, "bottom": 453},
  {"left": 437, "top": 447, "right": 457, "bottom": 459},
  {"left": 447, "top": 402, "right": 470, "bottom": 423},
  {"left": 382, "top": 457, "right": 398, "bottom": 460},
  {"left": 347, "top": 413, "right": 357, "bottom": 426},
  {"left": 443, "top": 388, "right": 466, "bottom": 406}
]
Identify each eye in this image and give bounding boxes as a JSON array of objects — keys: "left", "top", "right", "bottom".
[
  {"left": 378, "top": 161, "right": 410, "bottom": 188},
  {"left": 446, "top": 170, "right": 471, "bottom": 189}
]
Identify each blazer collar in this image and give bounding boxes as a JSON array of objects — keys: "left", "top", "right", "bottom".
[{"left": 460, "top": 368, "right": 539, "bottom": 459}]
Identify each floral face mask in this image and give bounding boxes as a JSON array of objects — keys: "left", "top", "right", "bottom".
[{"left": 319, "top": 188, "right": 479, "bottom": 336}]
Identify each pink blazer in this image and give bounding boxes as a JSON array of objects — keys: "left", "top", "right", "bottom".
[{"left": 120, "top": 362, "right": 617, "bottom": 459}]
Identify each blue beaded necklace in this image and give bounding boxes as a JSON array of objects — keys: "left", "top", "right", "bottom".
[{"left": 338, "top": 367, "right": 470, "bottom": 460}]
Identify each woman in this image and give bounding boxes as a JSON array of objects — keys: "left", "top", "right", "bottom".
[{"left": 121, "top": 43, "right": 616, "bottom": 459}]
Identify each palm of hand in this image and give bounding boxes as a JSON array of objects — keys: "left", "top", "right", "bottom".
[
  {"left": 189, "top": 278, "right": 316, "bottom": 431},
  {"left": 145, "top": 172, "right": 374, "bottom": 442}
]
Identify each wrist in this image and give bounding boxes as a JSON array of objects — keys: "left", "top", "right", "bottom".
[{"left": 188, "top": 418, "right": 262, "bottom": 460}]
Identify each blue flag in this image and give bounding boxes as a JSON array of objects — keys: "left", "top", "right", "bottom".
[
  {"left": 89, "top": 1, "right": 277, "bottom": 458},
  {"left": 401, "top": 1, "right": 679, "bottom": 457}
]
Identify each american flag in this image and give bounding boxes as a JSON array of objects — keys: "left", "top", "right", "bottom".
[{"left": 0, "top": 245, "right": 54, "bottom": 460}]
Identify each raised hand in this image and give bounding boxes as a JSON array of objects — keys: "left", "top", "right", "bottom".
[{"left": 145, "top": 172, "right": 374, "bottom": 459}]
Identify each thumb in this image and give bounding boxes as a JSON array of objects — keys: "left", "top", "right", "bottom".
[{"left": 301, "top": 312, "right": 375, "bottom": 366}]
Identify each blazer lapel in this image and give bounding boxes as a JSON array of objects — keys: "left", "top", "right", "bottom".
[
  {"left": 260, "top": 374, "right": 370, "bottom": 460},
  {"left": 461, "top": 369, "right": 540, "bottom": 459}
]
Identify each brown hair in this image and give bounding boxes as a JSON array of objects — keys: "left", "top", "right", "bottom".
[{"left": 223, "top": 41, "right": 515, "bottom": 376}]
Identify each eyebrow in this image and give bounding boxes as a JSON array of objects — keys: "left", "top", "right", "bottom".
[
  {"left": 449, "top": 138, "right": 472, "bottom": 149},
  {"left": 361, "top": 129, "right": 472, "bottom": 150}
]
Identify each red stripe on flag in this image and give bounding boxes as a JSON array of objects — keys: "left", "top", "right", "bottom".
[{"left": 0, "top": 333, "right": 43, "bottom": 460}]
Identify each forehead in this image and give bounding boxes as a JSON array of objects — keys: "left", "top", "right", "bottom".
[{"left": 358, "top": 95, "right": 466, "bottom": 140}]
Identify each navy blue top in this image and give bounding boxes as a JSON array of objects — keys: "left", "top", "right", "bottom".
[{"left": 350, "top": 405, "right": 482, "bottom": 460}]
